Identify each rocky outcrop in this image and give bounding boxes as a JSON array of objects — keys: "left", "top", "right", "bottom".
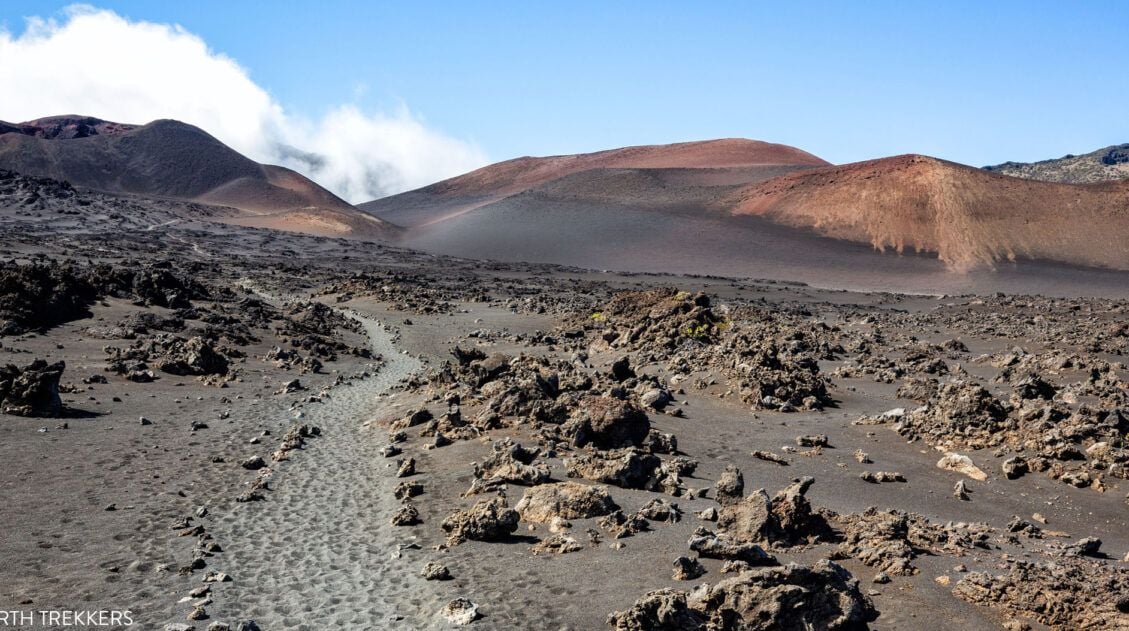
[
  {"left": 441, "top": 496, "right": 520, "bottom": 545},
  {"left": 0, "top": 359, "right": 65, "bottom": 417},
  {"left": 566, "top": 396, "right": 650, "bottom": 449},
  {"left": 608, "top": 559, "right": 877, "bottom": 630},
  {"left": 515, "top": 482, "right": 619, "bottom": 523}
]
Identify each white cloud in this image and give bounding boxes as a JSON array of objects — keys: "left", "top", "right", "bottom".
[{"left": 0, "top": 5, "right": 487, "bottom": 202}]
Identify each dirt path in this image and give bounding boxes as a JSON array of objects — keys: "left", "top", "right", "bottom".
[{"left": 203, "top": 312, "right": 447, "bottom": 629}]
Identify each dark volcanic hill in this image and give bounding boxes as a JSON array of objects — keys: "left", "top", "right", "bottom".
[
  {"left": 984, "top": 143, "right": 1129, "bottom": 184},
  {"left": 359, "top": 138, "right": 827, "bottom": 227},
  {"left": 0, "top": 115, "right": 395, "bottom": 238},
  {"left": 363, "top": 139, "right": 1129, "bottom": 292}
]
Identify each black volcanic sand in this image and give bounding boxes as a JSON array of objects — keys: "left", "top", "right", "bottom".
[
  {"left": 390, "top": 191, "right": 1129, "bottom": 299},
  {"left": 0, "top": 178, "right": 1127, "bottom": 631}
]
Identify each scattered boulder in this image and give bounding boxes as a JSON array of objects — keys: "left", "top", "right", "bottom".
[
  {"left": 936, "top": 452, "right": 988, "bottom": 481},
  {"left": 566, "top": 396, "right": 651, "bottom": 449},
  {"left": 1002, "top": 456, "right": 1029, "bottom": 480},
  {"left": 475, "top": 439, "right": 550, "bottom": 486},
  {"left": 0, "top": 359, "right": 64, "bottom": 417},
  {"left": 672, "top": 556, "right": 706, "bottom": 581},
  {"left": 240, "top": 456, "right": 266, "bottom": 471},
  {"left": 716, "top": 477, "right": 832, "bottom": 547},
  {"left": 954, "top": 557, "right": 1129, "bottom": 629},
  {"left": 515, "top": 482, "right": 619, "bottom": 523},
  {"left": 441, "top": 496, "right": 519, "bottom": 545},
  {"left": 422, "top": 562, "right": 451, "bottom": 580},
  {"left": 440, "top": 598, "right": 480, "bottom": 626},
  {"left": 714, "top": 465, "right": 744, "bottom": 506},
  {"left": 531, "top": 533, "right": 584, "bottom": 555},
  {"left": 608, "top": 559, "right": 877, "bottom": 630},
  {"left": 687, "top": 532, "right": 774, "bottom": 565},
  {"left": 565, "top": 449, "right": 685, "bottom": 496},
  {"left": 605, "top": 589, "right": 705, "bottom": 631},
  {"left": 396, "top": 458, "right": 416, "bottom": 478},
  {"left": 391, "top": 503, "right": 420, "bottom": 526}
]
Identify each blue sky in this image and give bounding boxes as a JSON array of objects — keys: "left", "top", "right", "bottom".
[{"left": 2, "top": 1, "right": 1127, "bottom": 172}]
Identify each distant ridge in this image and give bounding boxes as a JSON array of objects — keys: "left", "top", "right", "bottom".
[
  {"left": 0, "top": 115, "right": 396, "bottom": 238},
  {"left": 984, "top": 143, "right": 1129, "bottom": 184}
]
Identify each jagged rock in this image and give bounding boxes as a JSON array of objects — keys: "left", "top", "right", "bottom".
[
  {"left": 641, "top": 429, "right": 679, "bottom": 455},
  {"left": 609, "top": 559, "right": 877, "bottom": 630},
  {"left": 240, "top": 456, "right": 266, "bottom": 471},
  {"left": 394, "top": 481, "right": 423, "bottom": 501},
  {"left": 396, "top": 458, "right": 416, "bottom": 478},
  {"left": 566, "top": 396, "right": 650, "bottom": 449},
  {"left": 1067, "top": 536, "right": 1102, "bottom": 557},
  {"left": 158, "top": 336, "right": 228, "bottom": 376},
  {"left": 936, "top": 452, "right": 988, "bottom": 481},
  {"left": 605, "top": 589, "right": 706, "bottom": 630},
  {"left": 610, "top": 356, "right": 635, "bottom": 382},
  {"left": 751, "top": 450, "right": 790, "bottom": 466},
  {"left": 391, "top": 503, "right": 420, "bottom": 526},
  {"left": 564, "top": 449, "right": 685, "bottom": 495},
  {"left": 859, "top": 471, "right": 905, "bottom": 483},
  {"left": 600, "top": 510, "right": 651, "bottom": 539},
  {"left": 0, "top": 359, "right": 65, "bottom": 417},
  {"left": 422, "top": 562, "right": 451, "bottom": 580},
  {"left": 953, "top": 480, "right": 971, "bottom": 500},
  {"left": 475, "top": 439, "right": 550, "bottom": 486},
  {"left": 796, "top": 434, "right": 829, "bottom": 447},
  {"left": 672, "top": 556, "right": 706, "bottom": 580},
  {"left": 391, "top": 408, "right": 433, "bottom": 431},
  {"left": 531, "top": 533, "right": 584, "bottom": 555},
  {"left": 688, "top": 532, "right": 774, "bottom": 565},
  {"left": 637, "top": 498, "right": 681, "bottom": 523},
  {"left": 835, "top": 509, "right": 917, "bottom": 576},
  {"left": 716, "top": 478, "right": 831, "bottom": 547},
  {"left": 1002, "top": 456, "right": 1029, "bottom": 480},
  {"left": 441, "top": 496, "right": 519, "bottom": 545},
  {"left": 440, "top": 598, "right": 479, "bottom": 625},
  {"left": 954, "top": 557, "right": 1129, "bottom": 629},
  {"left": 696, "top": 507, "right": 719, "bottom": 522},
  {"left": 515, "top": 482, "right": 619, "bottom": 523},
  {"left": 714, "top": 465, "right": 744, "bottom": 506}
]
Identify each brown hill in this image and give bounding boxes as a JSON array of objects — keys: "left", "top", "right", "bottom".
[
  {"left": 360, "top": 138, "right": 827, "bottom": 227},
  {"left": 0, "top": 116, "right": 396, "bottom": 239},
  {"left": 730, "top": 155, "right": 1129, "bottom": 271}
]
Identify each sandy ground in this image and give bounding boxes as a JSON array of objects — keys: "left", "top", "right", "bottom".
[{"left": 1, "top": 184, "right": 1127, "bottom": 630}]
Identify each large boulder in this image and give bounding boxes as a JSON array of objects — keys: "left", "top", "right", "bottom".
[
  {"left": 475, "top": 439, "right": 550, "bottom": 486},
  {"left": 717, "top": 478, "right": 831, "bottom": 547},
  {"left": 566, "top": 396, "right": 650, "bottom": 449},
  {"left": 158, "top": 336, "right": 228, "bottom": 376},
  {"left": 441, "top": 496, "right": 519, "bottom": 545},
  {"left": 515, "top": 482, "right": 619, "bottom": 523},
  {"left": 0, "top": 359, "right": 64, "bottom": 417},
  {"left": 714, "top": 465, "right": 745, "bottom": 506},
  {"left": 565, "top": 449, "right": 685, "bottom": 495},
  {"left": 608, "top": 560, "right": 877, "bottom": 631},
  {"left": 606, "top": 589, "right": 706, "bottom": 630},
  {"left": 689, "top": 560, "right": 878, "bottom": 630}
]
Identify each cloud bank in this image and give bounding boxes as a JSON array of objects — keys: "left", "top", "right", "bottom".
[{"left": 0, "top": 5, "right": 487, "bottom": 202}]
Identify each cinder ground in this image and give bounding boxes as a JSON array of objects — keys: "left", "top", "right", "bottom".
[{"left": 1, "top": 178, "right": 1126, "bottom": 630}]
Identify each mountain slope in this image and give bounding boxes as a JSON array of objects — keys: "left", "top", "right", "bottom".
[
  {"left": 984, "top": 144, "right": 1129, "bottom": 183},
  {"left": 730, "top": 155, "right": 1129, "bottom": 271},
  {"left": 360, "top": 138, "right": 827, "bottom": 227},
  {"left": 0, "top": 115, "right": 396, "bottom": 238}
]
